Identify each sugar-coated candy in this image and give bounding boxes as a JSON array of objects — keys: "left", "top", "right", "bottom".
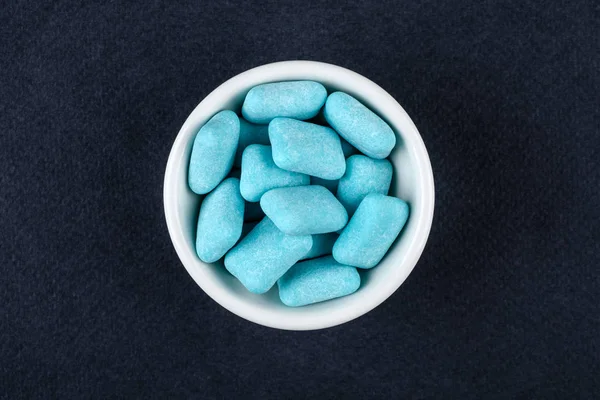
[
  {"left": 188, "top": 110, "right": 239, "bottom": 194},
  {"left": 187, "top": 79, "right": 412, "bottom": 306},
  {"left": 333, "top": 194, "right": 409, "bottom": 269},
  {"left": 242, "top": 81, "right": 327, "bottom": 124},
  {"left": 269, "top": 118, "right": 346, "bottom": 180},
  {"left": 260, "top": 185, "right": 348, "bottom": 235},
  {"left": 195, "top": 178, "right": 244, "bottom": 263},
  {"left": 337, "top": 155, "right": 393, "bottom": 215},
  {"left": 240, "top": 144, "right": 309, "bottom": 202},
  {"left": 278, "top": 256, "right": 360, "bottom": 307},
  {"left": 324, "top": 92, "right": 395, "bottom": 159},
  {"left": 224, "top": 217, "right": 312, "bottom": 294}
]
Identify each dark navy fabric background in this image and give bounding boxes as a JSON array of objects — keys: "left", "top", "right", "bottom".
[{"left": 1, "top": 1, "right": 598, "bottom": 398}]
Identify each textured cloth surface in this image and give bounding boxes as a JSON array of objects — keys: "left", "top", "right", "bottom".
[{"left": 1, "top": 1, "right": 598, "bottom": 398}]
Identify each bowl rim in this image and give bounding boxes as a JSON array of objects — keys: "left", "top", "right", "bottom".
[{"left": 164, "top": 60, "right": 435, "bottom": 330}]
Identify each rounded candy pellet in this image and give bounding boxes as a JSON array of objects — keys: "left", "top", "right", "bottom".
[
  {"left": 195, "top": 178, "right": 244, "bottom": 263},
  {"left": 240, "top": 144, "right": 309, "bottom": 202},
  {"left": 260, "top": 185, "right": 348, "bottom": 235},
  {"left": 300, "top": 233, "right": 338, "bottom": 260},
  {"left": 269, "top": 118, "right": 346, "bottom": 180},
  {"left": 324, "top": 92, "right": 396, "bottom": 159},
  {"left": 278, "top": 256, "right": 360, "bottom": 307},
  {"left": 224, "top": 217, "right": 312, "bottom": 294},
  {"left": 337, "top": 155, "right": 393, "bottom": 216},
  {"left": 188, "top": 110, "right": 239, "bottom": 194},
  {"left": 333, "top": 194, "right": 409, "bottom": 269},
  {"left": 242, "top": 81, "right": 327, "bottom": 124},
  {"left": 234, "top": 119, "right": 269, "bottom": 168}
]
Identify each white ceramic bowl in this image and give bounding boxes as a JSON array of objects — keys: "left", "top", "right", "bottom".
[{"left": 164, "top": 61, "right": 434, "bottom": 330}]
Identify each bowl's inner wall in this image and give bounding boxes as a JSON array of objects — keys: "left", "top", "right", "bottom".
[{"left": 175, "top": 72, "right": 420, "bottom": 315}]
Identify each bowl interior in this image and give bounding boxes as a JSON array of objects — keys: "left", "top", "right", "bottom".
[{"left": 164, "top": 61, "right": 434, "bottom": 330}]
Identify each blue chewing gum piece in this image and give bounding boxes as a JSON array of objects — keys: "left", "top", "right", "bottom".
[
  {"left": 234, "top": 119, "right": 269, "bottom": 168},
  {"left": 260, "top": 185, "right": 348, "bottom": 235},
  {"left": 333, "top": 194, "right": 409, "bottom": 269},
  {"left": 277, "top": 256, "right": 360, "bottom": 307},
  {"left": 188, "top": 110, "right": 240, "bottom": 194},
  {"left": 239, "top": 144, "right": 309, "bottom": 202},
  {"left": 324, "top": 92, "right": 396, "bottom": 159},
  {"left": 242, "top": 81, "right": 327, "bottom": 124},
  {"left": 300, "top": 233, "right": 338, "bottom": 260},
  {"left": 195, "top": 178, "right": 245, "bottom": 263},
  {"left": 337, "top": 155, "right": 393, "bottom": 216},
  {"left": 310, "top": 176, "right": 339, "bottom": 193},
  {"left": 269, "top": 118, "right": 346, "bottom": 180},
  {"left": 224, "top": 217, "right": 312, "bottom": 294}
]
